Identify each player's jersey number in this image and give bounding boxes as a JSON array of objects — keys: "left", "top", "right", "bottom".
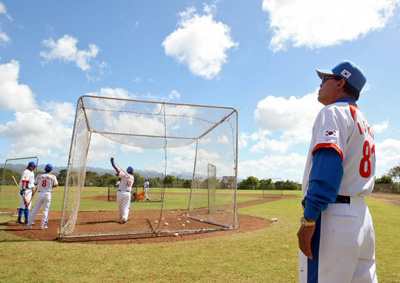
[
  {"left": 359, "top": 140, "right": 375, "bottom": 178},
  {"left": 42, "top": 180, "right": 47, "bottom": 187}
]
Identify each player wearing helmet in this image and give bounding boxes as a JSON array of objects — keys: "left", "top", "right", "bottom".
[
  {"left": 110, "top": 158, "right": 135, "bottom": 224},
  {"left": 27, "top": 164, "right": 58, "bottom": 230},
  {"left": 17, "top": 161, "right": 37, "bottom": 224}
]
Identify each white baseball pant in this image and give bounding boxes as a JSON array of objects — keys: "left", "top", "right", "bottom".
[
  {"left": 19, "top": 188, "right": 33, "bottom": 209},
  {"left": 117, "top": 191, "right": 131, "bottom": 222},
  {"left": 299, "top": 197, "right": 377, "bottom": 283},
  {"left": 27, "top": 192, "right": 52, "bottom": 229}
]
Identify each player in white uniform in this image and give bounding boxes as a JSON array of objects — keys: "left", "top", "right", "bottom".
[
  {"left": 27, "top": 164, "right": 58, "bottom": 230},
  {"left": 17, "top": 161, "right": 37, "bottom": 224},
  {"left": 298, "top": 61, "right": 377, "bottom": 282},
  {"left": 143, "top": 178, "right": 150, "bottom": 200},
  {"left": 111, "top": 158, "right": 135, "bottom": 224}
]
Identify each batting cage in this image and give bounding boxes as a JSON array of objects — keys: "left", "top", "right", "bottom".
[
  {"left": 0, "top": 157, "right": 39, "bottom": 214},
  {"left": 59, "top": 95, "right": 238, "bottom": 238}
]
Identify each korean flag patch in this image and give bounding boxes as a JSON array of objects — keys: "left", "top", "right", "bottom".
[
  {"left": 341, "top": 69, "right": 351, "bottom": 78},
  {"left": 325, "top": 130, "right": 338, "bottom": 137}
]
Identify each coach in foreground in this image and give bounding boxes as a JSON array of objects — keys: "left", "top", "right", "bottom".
[{"left": 298, "top": 60, "right": 377, "bottom": 282}]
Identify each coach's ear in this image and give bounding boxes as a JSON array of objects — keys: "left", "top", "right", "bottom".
[{"left": 337, "top": 78, "right": 346, "bottom": 89}]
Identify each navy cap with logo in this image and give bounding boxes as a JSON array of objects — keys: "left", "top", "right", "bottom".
[{"left": 316, "top": 60, "right": 366, "bottom": 93}]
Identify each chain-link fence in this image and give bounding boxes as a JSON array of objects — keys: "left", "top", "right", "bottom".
[{"left": 59, "top": 96, "right": 238, "bottom": 238}]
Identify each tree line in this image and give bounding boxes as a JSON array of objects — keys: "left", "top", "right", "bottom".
[{"left": 2, "top": 164, "right": 400, "bottom": 193}]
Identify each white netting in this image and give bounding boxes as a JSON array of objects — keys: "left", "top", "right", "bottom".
[{"left": 60, "top": 96, "right": 238, "bottom": 238}]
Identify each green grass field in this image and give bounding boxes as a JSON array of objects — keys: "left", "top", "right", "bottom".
[{"left": 0, "top": 190, "right": 399, "bottom": 282}]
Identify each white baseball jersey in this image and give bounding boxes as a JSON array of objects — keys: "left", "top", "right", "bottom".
[
  {"left": 118, "top": 171, "right": 134, "bottom": 192},
  {"left": 20, "top": 169, "right": 35, "bottom": 189},
  {"left": 302, "top": 101, "right": 376, "bottom": 197},
  {"left": 36, "top": 173, "right": 58, "bottom": 192},
  {"left": 300, "top": 100, "right": 378, "bottom": 282}
]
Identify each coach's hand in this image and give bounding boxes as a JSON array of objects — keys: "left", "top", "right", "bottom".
[{"left": 297, "top": 217, "right": 316, "bottom": 260}]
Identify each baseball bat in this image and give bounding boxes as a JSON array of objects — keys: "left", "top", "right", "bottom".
[
  {"left": 27, "top": 187, "right": 38, "bottom": 207},
  {"left": 111, "top": 158, "right": 129, "bottom": 176},
  {"left": 12, "top": 175, "right": 29, "bottom": 206}
]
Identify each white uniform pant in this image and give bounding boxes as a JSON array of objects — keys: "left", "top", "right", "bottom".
[
  {"left": 144, "top": 188, "right": 149, "bottom": 199},
  {"left": 27, "top": 192, "right": 52, "bottom": 228},
  {"left": 117, "top": 191, "right": 131, "bottom": 221},
  {"left": 299, "top": 197, "right": 377, "bottom": 283},
  {"left": 19, "top": 188, "right": 33, "bottom": 209}
]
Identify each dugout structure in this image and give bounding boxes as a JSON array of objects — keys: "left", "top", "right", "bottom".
[
  {"left": 60, "top": 95, "right": 238, "bottom": 238},
  {"left": 0, "top": 157, "right": 39, "bottom": 214}
]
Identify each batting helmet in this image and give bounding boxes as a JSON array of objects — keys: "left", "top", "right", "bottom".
[
  {"left": 45, "top": 164, "right": 53, "bottom": 172},
  {"left": 28, "top": 161, "right": 37, "bottom": 167},
  {"left": 127, "top": 166, "right": 134, "bottom": 174},
  {"left": 145, "top": 178, "right": 149, "bottom": 181}
]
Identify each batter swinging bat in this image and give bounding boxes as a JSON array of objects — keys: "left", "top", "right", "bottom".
[
  {"left": 111, "top": 157, "right": 129, "bottom": 176},
  {"left": 12, "top": 175, "right": 29, "bottom": 205}
]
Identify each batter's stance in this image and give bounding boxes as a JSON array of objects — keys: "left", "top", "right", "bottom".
[
  {"left": 111, "top": 158, "right": 134, "bottom": 224},
  {"left": 298, "top": 60, "right": 377, "bottom": 282}
]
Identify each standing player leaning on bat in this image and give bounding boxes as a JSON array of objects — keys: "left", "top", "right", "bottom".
[
  {"left": 17, "top": 161, "right": 37, "bottom": 224},
  {"left": 110, "top": 158, "right": 135, "bottom": 224},
  {"left": 27, "top": 164, "right": 58, "bottom": 230}
]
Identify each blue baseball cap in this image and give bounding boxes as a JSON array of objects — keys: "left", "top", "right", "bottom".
[
  {"left": 28, "top": 161, "right": 37, "bottom": 167},
  {"left": 316, "top": 60, "right": 366, "bottom": 93},
  {"left": 45, "top": 164, "right": 53, "bottom": 172},
  {"left": 127, "top": 166, "right": 134, "bottom": 174}
]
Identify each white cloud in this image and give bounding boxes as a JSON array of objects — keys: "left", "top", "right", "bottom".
[
  {"left": 120, "top": 144, "right": 143, "bottom": 153},
  {"left": 252, "top": 92, "right": 322, "bottom": 153},
  {"left": 162, "top": 6, "right": 238, "bottom": 79},
  {"left": 255, "top": 92, "right": 321, "bottom": 131},
  {"left": 0, "top": 60, "right": 74, "bottom": 159},
  {"left": 238, "top": 132, "right": 249, "bottom": 148},
  {"left": 86, "top": 134, "right": 116, "bottom": 162},
  {"left": 133, "top": 77, "right": 142, "bottom": 83},
  {"left": 262, "top": 0, "right": 398, "bottom": 51},
  {"left": 43, "top": 101, "right": 76, "bottom": 123},
  {"left": 217, "top": 135, "right": 228, "bottom": 144},
  {"left": 0, "top": 1, "right": 12, "bottom": 45},
  {"left": 0, "top": 32, "right": 9, "bottom": 43},
  {"left": 372, "top": 120, "right": 389, "bottom": 134},
  {"left": 0, "top": 109, "right": 73, "bottom": 158},
  {"left": 168, "top": 89, "right": 181, "bottom": 100},
  {"left": 239, "top": 153, "right": 306, "bottom": 181},
  {"left": 86, "top": 87, "right": 136, "bottom": 100},
  {"left": 375, "top": 138, "right": 400, "bottom": 168},
  {"left": 40, "top": 34, "right": 107, "bottom": 80},
  {"left": 0, "top": 60, "right": 38, "bottom": 111}
]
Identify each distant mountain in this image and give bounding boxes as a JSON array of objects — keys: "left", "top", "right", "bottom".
[{"left": 0, "top": 163, "right": 194, "bottom": 180}]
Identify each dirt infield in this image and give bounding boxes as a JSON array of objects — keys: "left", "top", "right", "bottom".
[
  {"left": 369, "top": 193, "right": 400, "bottom": 206},
  {"left": 4, "top": 194, "right": 297, "bottom": 244}
]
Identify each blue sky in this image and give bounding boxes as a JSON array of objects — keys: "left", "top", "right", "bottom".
[{"left": 0, "top": 0, "right": 400, "bottom": 182}]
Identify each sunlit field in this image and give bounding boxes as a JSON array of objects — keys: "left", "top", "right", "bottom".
[{"left": 0, "top": 189, "right": 398, "bottom": 282}]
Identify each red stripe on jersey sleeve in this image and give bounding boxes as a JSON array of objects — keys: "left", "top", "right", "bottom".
[
  {"left": 349, "top": 103, "right": 358, "bottom": 121},
  {"left": 312, "top": 143, "right": 344, "bottom": 161}
]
